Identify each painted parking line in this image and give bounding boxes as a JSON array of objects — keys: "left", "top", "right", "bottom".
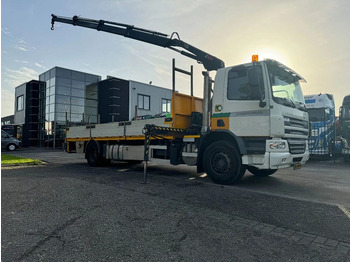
[{"left": 338, "top": 205, "right": 350, "bottom": 220}]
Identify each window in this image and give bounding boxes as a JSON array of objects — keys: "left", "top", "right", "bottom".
[
  {"left": 71, "top": 105, "right": 84, "bottom": 114},
  {"left": 343, "top": 105, "right": 350, "bottom": 119},
  {"left": 307, "top": 108, "right": 330, "bottom": 122},
  {"left": 72, "top": 80, "right": 86, "bottom": 89},
  {"left": 17, "top": 95, "right": 24, "bottom": 111},
  {"left": 56, "top": 77, "right": 71, "bottom": 87},
  {"left": 56, "top": 86, "right": 71, "bottom": 96},
  {"left": 162, "top": 98, "right": 171, "bottom": 113},
  {"left": 56, "top": 112, "right": 69, "bottom": 122},
  {"left": 2, "top": 130, "right": 9, "bottom": 138},
  {"left": 227, "top": 66, "right": 263, "bottom": 100},
  {"left": 71, "top": 88, "right": 85, "bottom": 98},
  {"left": 56, "top": 103, "right": 70, "bottom": 113},
  {"left": 56, "top": 95, "right": 70, "bottom": 105},
  {"left": 267, "top": 61, "right": 305, "bottom": 111},
  {"left": 138, "top": 94, "right": 150, "bottom": 110}
]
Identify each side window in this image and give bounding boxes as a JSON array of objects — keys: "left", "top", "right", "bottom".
[
  {"left": 17, "top": 95, "right": 24, "bottom": 111},
  {"left": 343, "top": 106, "right": 350, "bottom": 119},
  {"left": 161, "top": 98, "right": 171, "bottom": 113},
  {"left": 227, "top": 66, "right": 263, "bottom": 100},
  {"left": 324, "top": 108, "right": 331, "bottom": 121},
  {"left": 137, "top": 94, "right": 150, "bottom": 110},
  {"left": 2, "top": 131, "right": 8, "bottom": 138}
]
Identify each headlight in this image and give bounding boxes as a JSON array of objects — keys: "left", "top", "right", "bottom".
[
  {"left": 284, "top": 117, "right": 291, "bottom": 126},
  {"left": 269, "top": 141, "right": 287, "bottom": 150}
]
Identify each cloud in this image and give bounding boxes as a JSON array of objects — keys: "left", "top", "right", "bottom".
[
  {"left": 34, "top": 63, "right": 46, "bottom": 69},
  {"left": 125, "top": 0, "right": 211, "bottom": 20},
  {"left": 123, "top": 44, "right": 170, "bottom": 77},
  {"left": 1, "top": 27, "right": 11, "bottom": 35},
  {"left": 11, "top": 37, "right": 31, "bottom": 52},
  {"left": 15, "top": 46, "right": 28, "bottom": 52},
  {"left": 4, "top": 67, "right": 39, "bottom": 87},
  {"left": 15, "top": 60, "right": 29, "bottom": 64},
  {"left": 108, "top": 66, "right": 131, "bottom": 75},
  {"left": 17, "top": 39, "right": 27, "bottom": 45},
  {"left": 1, "top": 89, "right": 15, "bottom": 117}
]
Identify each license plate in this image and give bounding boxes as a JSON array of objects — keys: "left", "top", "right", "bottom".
[{"left": 293, "top": 163, "right": 302, "bottom": 170}]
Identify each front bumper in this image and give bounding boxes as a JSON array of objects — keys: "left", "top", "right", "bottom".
[{"left": 242, "top": 139, "right": 309, "bottom": 169}]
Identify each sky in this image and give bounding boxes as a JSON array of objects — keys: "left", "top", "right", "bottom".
[{"left": 1, "top": 0, "right": 350, "bottom": 117}]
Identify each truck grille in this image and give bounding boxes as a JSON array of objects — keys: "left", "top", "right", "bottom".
[
  {"left": 284, "top": 116, "right": 309, "bottom": 139},
  {"left": 288, "top": 139, "right": 306, "bottom": 154}
]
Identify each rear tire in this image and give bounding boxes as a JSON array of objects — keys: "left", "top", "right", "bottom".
[
  {"left": 203, "top": 141, "right": 245, "bottom": 185},
  {"left": 86, "top": 141, "right": 104, "bottom": 167},
  {"left": 247, "top": 166, "right": 277, "bottom": 177}
]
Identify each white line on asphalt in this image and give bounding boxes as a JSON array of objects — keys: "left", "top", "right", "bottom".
[{"left": 337, "top": 205, "right": 350, "bottom": 220}]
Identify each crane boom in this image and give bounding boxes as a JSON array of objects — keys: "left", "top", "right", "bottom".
[{"left": 51, "top": 14, "right": 225, "bottom": 71}]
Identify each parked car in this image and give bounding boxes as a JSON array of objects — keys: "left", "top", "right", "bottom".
[{"left": 1, "top": 130, "right": 21, "bottom": 151}]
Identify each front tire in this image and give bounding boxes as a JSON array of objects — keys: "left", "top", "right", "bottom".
[
  {"left": 203, "top": 141, "right": 245, "bottom": 185},
  {"left": 247, "top": 166, "right": 277, "bottom": 177},
  {"left": 7, "top": 144, "right": 17, "bottom": 151}
]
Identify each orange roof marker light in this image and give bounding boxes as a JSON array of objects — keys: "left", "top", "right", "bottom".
[{"left": 252, "top": 54, "right": 259, "bottom": 62}]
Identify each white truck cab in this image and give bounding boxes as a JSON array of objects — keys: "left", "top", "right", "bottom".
[{"left": 210, "top": 59, "right": 309, "bottom": 171}]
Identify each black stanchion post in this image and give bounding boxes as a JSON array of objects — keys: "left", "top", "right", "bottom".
[{"left": 143, "top": 126, "right": 151, "bottom": 184}]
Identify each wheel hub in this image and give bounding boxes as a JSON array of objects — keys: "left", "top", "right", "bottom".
[{"left": 212, "top": 152, "right": 231, "bottom": 174}]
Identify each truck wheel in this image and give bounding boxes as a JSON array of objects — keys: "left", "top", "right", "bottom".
[
  {"left": 203, "top": 141, "right": 245, "bottom": 184},
  {"left": 247, "top": 166, "right": 277, "bottom": 177},
  {"left": 86, "top": 141, "right": 104, "bottom": 167},
  {"left": 7, "top": 143, "right": 17, "bottom": 151}
]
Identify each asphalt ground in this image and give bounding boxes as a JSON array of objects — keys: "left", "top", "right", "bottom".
[{"left": 1, "top": 148, "right": 350, "bottom": 261}]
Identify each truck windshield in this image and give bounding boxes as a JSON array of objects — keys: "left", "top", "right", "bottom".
[
  {"left": 307, "top": 108, "right": 331, "bottom": 122},
  {"left": 267, "top": 62, "right": 306, "bottom": 111}
]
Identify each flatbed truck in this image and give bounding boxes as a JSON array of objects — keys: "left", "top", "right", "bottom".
[{"left": 51, "top": 15, "right": 309, "bottom": 184}]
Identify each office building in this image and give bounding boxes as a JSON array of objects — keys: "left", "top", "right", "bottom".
[{"left": 38, "top": 67, "right": 101, "bottom": 147}]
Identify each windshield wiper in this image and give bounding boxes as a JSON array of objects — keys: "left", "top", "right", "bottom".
[
  {"left": 275, "top": 97, "right": 309, "bottom": 112},
  {"left": 286, "top": 97, "right": 297, "bottom": 108},
  {"left": 275, "top": 97, "right": 295, "bottom": 109},
  {"left": 278, "top": 97, "right": 307, "bottom": 112},
  {"left": 295, "top": 101, "right": 307, "bottom": 112}
]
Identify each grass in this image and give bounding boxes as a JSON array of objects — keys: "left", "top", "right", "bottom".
[{"left": 1, "top": 154, "right": 43, "bottom": 166}]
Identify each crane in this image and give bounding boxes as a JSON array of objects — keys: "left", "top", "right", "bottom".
[{"left": 50, "top": 14, "right": 225, "bottom": 72}]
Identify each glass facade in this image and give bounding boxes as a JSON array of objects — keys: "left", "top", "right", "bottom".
[{"left": 38, "top": 67, "right": 101, "bottom": 147}]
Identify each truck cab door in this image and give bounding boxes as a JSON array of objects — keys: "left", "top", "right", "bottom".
[{"left": 212, "top": 64, "right": 270, "bottom": 137}]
